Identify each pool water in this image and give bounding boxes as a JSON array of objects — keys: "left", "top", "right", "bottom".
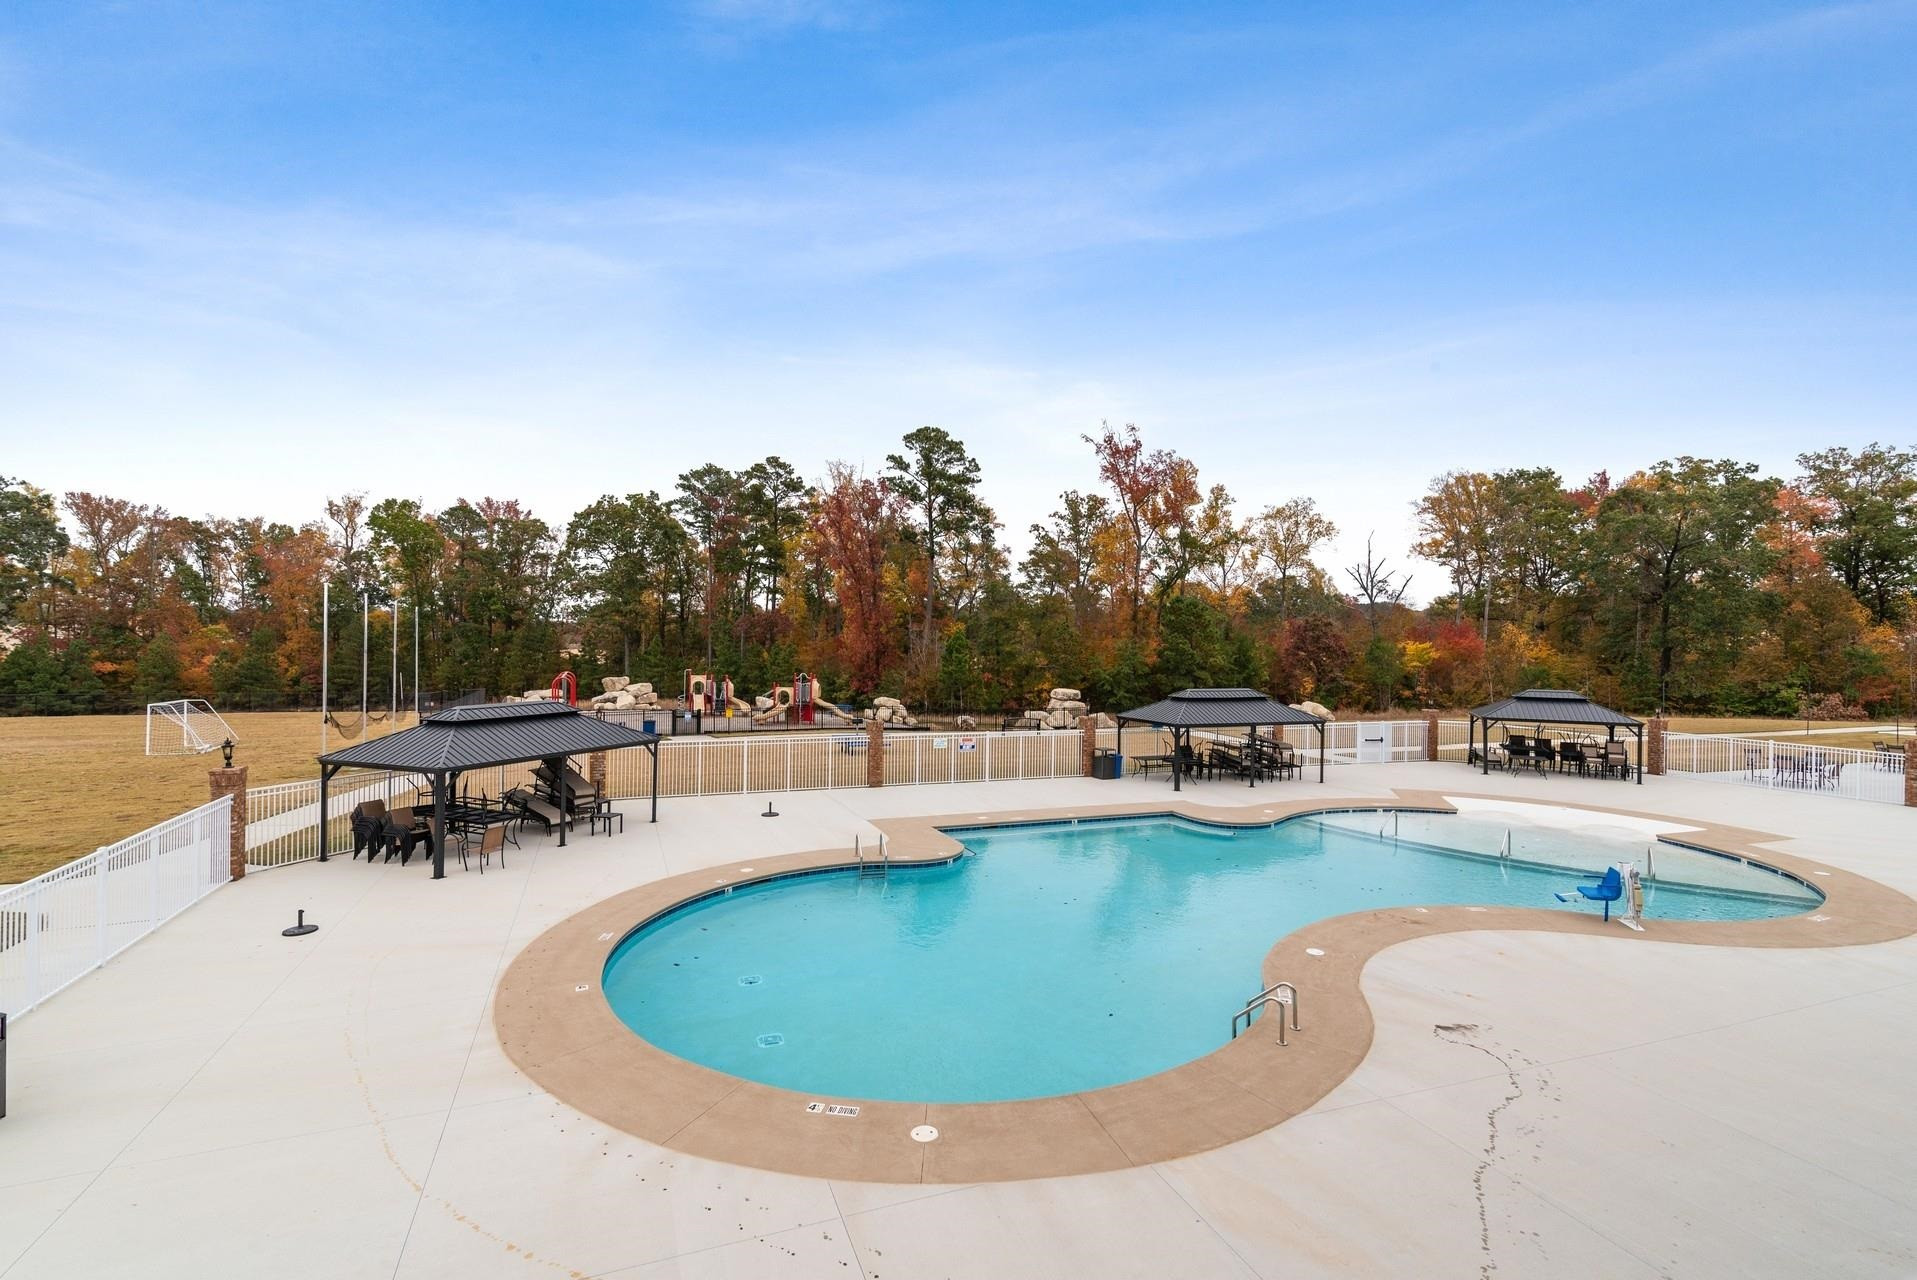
[{"left": 601, "top": 812, "right": 1820, "bottom": 1103}]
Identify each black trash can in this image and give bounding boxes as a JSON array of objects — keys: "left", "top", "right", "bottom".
[{"left": 1092, "top": 748, "right": 1122, "bottom": 780}]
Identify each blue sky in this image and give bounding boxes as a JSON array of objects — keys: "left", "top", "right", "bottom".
[{"left": 2, "top": 0, "right": 1913, "bottom": 591}]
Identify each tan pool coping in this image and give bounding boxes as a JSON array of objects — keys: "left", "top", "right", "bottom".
[{"left": 493, "top": 788, "right": 1917, "bottom": 1183}]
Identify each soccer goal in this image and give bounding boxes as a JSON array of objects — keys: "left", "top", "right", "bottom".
[{"left": 145, "top": 699, "right": 239, "bottom": 756}]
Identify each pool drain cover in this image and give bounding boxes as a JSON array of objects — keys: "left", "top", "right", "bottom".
[
  {"left": 911, "top": 1125, "right": 939, "bottom": 1143},
  {"left": 757, "top": 1033, "right": 785, "bottom": 1047},
  {"left": 739, "top": 975, "right": 764, "bottom": 986}
]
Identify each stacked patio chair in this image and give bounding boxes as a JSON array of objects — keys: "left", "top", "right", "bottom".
[{"left": 349, "top": 799, "right": 388, "bottom": 859}]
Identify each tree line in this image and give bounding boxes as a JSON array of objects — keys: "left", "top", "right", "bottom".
[{"left": 3, "top": 431, "right": 1914, "bottom": 719}]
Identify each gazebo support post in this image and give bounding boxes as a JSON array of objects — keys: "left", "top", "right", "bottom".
[
  {"left": 1317, "top": 721, "right": 1325, "bottom": 782},
  {"left": 553, "top": 757, "right": 568, "bottom": 847},
  {"left": 649, "top": 742, "right": 659, "bottom": 823},
  {"left": 1172, "top": 728, "right": 1182, "bottom": 792},
  {"left": 430, "top": 772, "right": 447, "bottom": 879},
  {"left": 1635, "top": 726, "right": 1644, "bottom": 784},
  {"left": 318, "top": 763, "right": 338, "bottom": 861}
]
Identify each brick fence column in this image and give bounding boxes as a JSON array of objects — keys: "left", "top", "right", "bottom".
[
  {"left": 1422, "top": 709, "right": 1440, "bottom": 762},
  {"left": 1905, "top": 741, "right": 1917, "bottom": 807},
  {"left": 1082, "top": 716, "right": 1097, "bottom": 777},
  {"left": 867, "top": 718, "right": 885, "bottom": 787},
  {"left": 588, "top": 751, "right": 607, "bottom": 796},
  {"left": 208, "top": 765, "right": 248, "bottom": 881},
  {"left": 1647, "top": 716, "right": 1668, "bottom": 776}
]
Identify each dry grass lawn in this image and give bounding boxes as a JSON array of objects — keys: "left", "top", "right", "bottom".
[{"left": 0, "top": 710, "right": 416, "bottom": 884}]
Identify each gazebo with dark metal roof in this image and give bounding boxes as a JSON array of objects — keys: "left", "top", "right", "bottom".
[
  {"left": 1116, "top": 688, "right": 1328, "bottom": 790},
  {"left": 316, "top": 701, "right": 661, "bottom": 878},
  {"left": 1468, "top": 688, "right": 1644, "bottom": 784}
]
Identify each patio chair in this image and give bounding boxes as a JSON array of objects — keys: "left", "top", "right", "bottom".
[
  {"left": 1174, "top": 743, "right": 1207, "bottom": 779},
  {"left": 457, "top": 822, "right": 506, "bottom": 874},
  {"left": 1272, "top": 742, "right": 1299, "bottom": 780},
  {"left": 1600, "top": 742, "right": 1632, "bottom": 780},
  {"left": 1556, "top": 742, "right": 1588, "bottom": 775},
  {"left": 1574, "top": 866, "right": 1624, "bottom": 921}
]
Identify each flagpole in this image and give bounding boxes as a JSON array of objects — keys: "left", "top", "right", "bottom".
[{"left": 321, "top": 581, "right": 329, "bottom": 755}]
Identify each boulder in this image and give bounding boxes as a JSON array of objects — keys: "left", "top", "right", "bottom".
[
  {"left": 602, "top": 675, "right": 631, "bottom": 694},
  {"left": 523, "top": 689, "right": 550, "bottom": 702},
  {"left": 874, "top": 696, "right": 904, "bottom": 710},
  {"left": 633, "top": 682, "right": 654, "bottom": 696},
  {"left": 1046, "top": 709, "right": 1072, "bottom": 729},
  {"left": 956, "top": 715, "right": 977, "bottom": 730},
  {"left": 1057, "top": 700, "right": 1088, "bottom": 717},
  {"left": 1293, "top": 700, "right": 1333, "bottom": 720},
  {"left": 613, "top": 691, "right": 637, "bottom": 709},
  {"left": 1049, "top": 688, "right": 1081, "bottom": 703},
  {"left": 589, "top": 691, "right": 620, "bottom": 707},
  {"left": 1092, "top": 712, "right": 1117, "bottom": 729}
]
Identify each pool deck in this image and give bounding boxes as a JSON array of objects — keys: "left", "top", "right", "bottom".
[{"left": 6, "top": 764, "right": 1917, "bottom": 1278}]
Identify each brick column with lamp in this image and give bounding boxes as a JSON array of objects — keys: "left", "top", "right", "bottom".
[
  {"left": 1904, "top": 741, "right": 1916, "bottom": 807},
  {"left": 208, "top": 756, "right": 249, "bottom": 881},
  {"left": 1082, "top": 716, "right": 1097, "bottom": 777},
  {"left": 867, "top": 718, "right": 885, "bottom": 787},
  {"left": 1422, "top": 709, "right": 1440, "bottom": 762},
  {"left": 1647, "top": 715, "right": 1668, "bottom": 776}
]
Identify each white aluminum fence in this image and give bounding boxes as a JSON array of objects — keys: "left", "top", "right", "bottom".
[
  {"left": 1, "top": 797, "right": 232, "bottom": 1018},
  {"left": 602, "top": 729, "right": 1087, "bottom": 798},
  {"left": 250, "top": 721, "right": 1489, "bottom": 864},
  {"left": 1664, "top": 733, "right": 1906, "bottom": 805},
  {"left": 245, "top": 770, "right": 432, "bottom": 869}
]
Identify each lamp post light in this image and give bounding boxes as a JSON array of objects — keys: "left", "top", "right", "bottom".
[{"left": 221, "top": 738, "right": 235, "bottom": 769}]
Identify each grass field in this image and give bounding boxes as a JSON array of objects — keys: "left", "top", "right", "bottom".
[
  {"left": 4, "top": 709, "right": 1913, "bottom": 885},
  {"left": 0, "top": 710, "right": 415, "bottom": 884}
]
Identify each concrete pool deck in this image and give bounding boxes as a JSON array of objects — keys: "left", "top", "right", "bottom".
[{"left": 5, "top": 764, "right": 1917, "bottom": 1277}]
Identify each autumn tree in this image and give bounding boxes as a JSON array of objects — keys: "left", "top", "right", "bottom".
[
  {"left": 1021, "top": 491, "right": 1110, "bottom": 629},
  {"left": 884, "top": 426, "right": 991, "bottom": 660},
  {"left": 0, "top": 476, "right": 68, "bottom": 624},
  {"left": 807, "top": 463, "right": 905, "bottom": 695},
  {"left": 1082, "top": 422, "right": 1201, "bottom": 640},
  {"left": 1795, "top": 443, "right": 1917, "bottom": 624},
  {"left": 1252, "top": 497, "right": 1336, "bottom": 623}
]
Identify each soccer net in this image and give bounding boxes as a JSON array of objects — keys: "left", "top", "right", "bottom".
[{"left": 145, "top": 699, "right": 239, "bottom": 756}]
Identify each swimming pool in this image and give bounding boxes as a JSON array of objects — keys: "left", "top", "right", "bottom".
[{"left": 600, "top": 811, "right": 1821, "bottom": 1104}]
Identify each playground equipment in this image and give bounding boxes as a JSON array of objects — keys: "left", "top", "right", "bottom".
[
  {"left": 747, "top": 673, "right": 864, "bottom": 726},
  {"left": 146, "top": 699, "right": 239, "bottom": 756},
  {"left": 550, "top": 671, "right": 579, "bottom": 705}
]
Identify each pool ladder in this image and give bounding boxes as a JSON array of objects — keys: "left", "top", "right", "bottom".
[
  {"left": 1231, "top": 981, "right": 1300, "bottom": 1045},
  {"left": 855, "top": 833, "right": 888, "bottom": 878}
]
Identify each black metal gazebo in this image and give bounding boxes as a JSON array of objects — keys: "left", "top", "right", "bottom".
[
  {"left": 1117, "top": 688, "right": 1328, "bottom": 790},
  {"left": 316, "top": 701, "right": 661, "bottom": 878},
  {"left": 1468, "top": 688, "right": 1644, "bottom": 784}
]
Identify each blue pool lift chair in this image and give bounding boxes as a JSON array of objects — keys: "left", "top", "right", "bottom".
[{"left": 1575, "top": 866, "right": 1625, "bottom": 920}]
